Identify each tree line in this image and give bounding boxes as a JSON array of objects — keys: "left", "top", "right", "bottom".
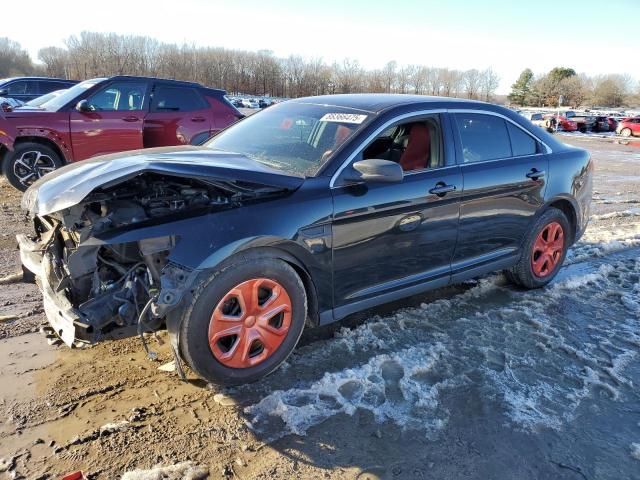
[
  {"left": 508, "top": 67, "right": 638, "bottom": 108},
  {"left": 2, "top": 32, "right": 499, "bottom": 100}
]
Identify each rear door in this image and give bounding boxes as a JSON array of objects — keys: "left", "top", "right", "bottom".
[
  {"left": 450, "top": 111, "right": 549, "bottom": 280},
  {"left": 69, "top": 79, "right": 149, "bottom": 160},
  {"left": 143, "top": 83, "right": 212, "bottom": 147}
]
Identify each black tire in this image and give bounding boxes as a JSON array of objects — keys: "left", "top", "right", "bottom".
[
  {"left": 180, "top": 256, "right": 307, "bottom": 385},
  {"left": 505, "top": 208, "right": 571, "bottom": 289},
  {"left": 3, "top": 142, "right": 63, "bottom": 191}
]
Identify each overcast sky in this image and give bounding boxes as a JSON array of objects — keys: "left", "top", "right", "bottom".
[{"left": 4, "top": 0, "right": 638, "bottom": 94}]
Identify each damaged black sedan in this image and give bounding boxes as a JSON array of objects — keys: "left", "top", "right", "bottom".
[{"left": 18, "top": 95, "right": 592, "bottom": 385}]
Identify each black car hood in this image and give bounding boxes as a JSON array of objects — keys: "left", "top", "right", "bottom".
[{"left": 23, "top": 146, "right": 304, "bottom": 215}]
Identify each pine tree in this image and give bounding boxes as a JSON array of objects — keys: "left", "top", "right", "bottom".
[{"left": 508, "top": 68, "right": 534, "bottom": 106}]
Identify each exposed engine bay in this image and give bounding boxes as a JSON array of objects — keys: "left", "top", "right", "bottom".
[{"left": 22, "top": 172, "right": 282, "bottom": 347}]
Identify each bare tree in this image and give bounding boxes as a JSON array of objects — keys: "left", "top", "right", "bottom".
[{"left": 462, "top": 69, "right": 482, "bottom": 99}]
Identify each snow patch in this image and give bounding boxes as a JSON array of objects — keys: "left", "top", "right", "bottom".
[
  {"left": 121, "top": 462, "right": 208, "bottom": 480},
  {"left": 244, "top": 249, "right": 640, "bottom": 438},
  {"left": 631, "top": 443, "right": 640, "bottom": 461},
  {"left": 245, "top": 343, "right": 453, "bottom": 440}
]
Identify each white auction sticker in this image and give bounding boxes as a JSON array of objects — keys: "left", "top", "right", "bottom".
[{"left": 320, "top": 113, "right": 368, "bottom": 124}]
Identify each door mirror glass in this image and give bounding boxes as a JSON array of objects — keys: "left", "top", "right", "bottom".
[
  {"left": 349, "top": 159, "right": 403, "bottom": 183},
  {"left": 75, "top": 99, "right": 93, "bottom": 112}
]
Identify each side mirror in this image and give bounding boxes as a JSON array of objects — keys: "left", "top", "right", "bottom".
[
  {"left": 75, "top": 99, "right": 92, "bottom": 112},
  {"left": 0, "top": 88, "right": 8, "bottom": 96},
  {"left": 347, "top": 159, "right": 404, "bottom": 184}
]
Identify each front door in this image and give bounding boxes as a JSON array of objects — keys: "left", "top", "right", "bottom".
[
  {"left": 69, "top": 80, "right": 148, "bottom": 160},
  {"left": 331, "top": 113, "right": 462, "bottom": 316}
]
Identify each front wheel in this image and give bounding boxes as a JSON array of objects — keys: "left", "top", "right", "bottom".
[
  {"left": 505, "top": 208, "right": 570, "bottom": 289},
  {"left": 180, "top": 257, "right": 307, "bottom": 385},
  {"left": 3, "top": 142, "right": 63, "bottom": 191},
  {"left": 620, "top": 128, "right": 632, "bottom": 138}
]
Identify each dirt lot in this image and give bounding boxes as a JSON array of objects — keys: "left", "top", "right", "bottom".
[{"left": 1, "top": 135, "right": 640, "bottom": 479}]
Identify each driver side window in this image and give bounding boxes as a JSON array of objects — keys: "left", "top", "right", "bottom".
[
  {"left": 86, "top": 82, "right": 147, "bottom": 111},
  {"left": 358, "top": 115, "right": 443, "bottom": 172}
]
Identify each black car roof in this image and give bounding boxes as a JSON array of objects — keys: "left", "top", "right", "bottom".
[
  {"left": 0, "top": 77, "right": 78, "bottom": 84},
  {"left": 101, "top": 75, "right": 226, "bottom": 94},
  {"left": 289, "top": 93, "right": 488, "bottom": 114}
]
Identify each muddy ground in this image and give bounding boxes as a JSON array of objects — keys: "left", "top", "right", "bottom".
[{"left": 1, "top": 135, "right": 639, "bottom": 479}]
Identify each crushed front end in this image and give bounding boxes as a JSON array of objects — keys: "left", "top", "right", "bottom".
[{"left": 18, "top": 173, "right": 239, "bottom": 347}]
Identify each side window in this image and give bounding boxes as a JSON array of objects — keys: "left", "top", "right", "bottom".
[
  {"left": 454, "top": 113, "right": 511, "bottom": 163},
  {"left": 40, "top": 81, "right": 69, "bottom": 92},
  {"left": 6, "top": 81, "right": 27, "bottom": 95},
  {"left": 151, "top": 86, "right": 207, "bottom": 112},
  {"left": 358, "top": 115, "right": 443, "bottom": 172},
  {"left": 507, "top": 122, "right": 538, "bottom": 157},
  {"left": 87, "top": 82, "right": 146, "bottom": 111}
]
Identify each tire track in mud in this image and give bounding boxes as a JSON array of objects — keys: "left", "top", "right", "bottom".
[{"left": 241, "top": 219, "right": 640, "bottom": 441}]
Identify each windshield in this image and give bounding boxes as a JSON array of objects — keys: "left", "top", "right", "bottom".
[
  {"left": 25, "top": 90, "right": 65, "bottom": 107},
  {"left": 41, "top": 79, "right": 105, "bottom": 111},
  {"left": 204, "top": 102, "right": 372, "bottom": 177}
]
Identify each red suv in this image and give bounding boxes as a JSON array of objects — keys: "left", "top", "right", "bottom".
[{"left": 1, "top": 76, "right": 242, "bottom": 190}]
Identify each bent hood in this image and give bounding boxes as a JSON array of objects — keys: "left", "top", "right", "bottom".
[{"left": 23, "top": 146, "right": 304, "bottom": 216}]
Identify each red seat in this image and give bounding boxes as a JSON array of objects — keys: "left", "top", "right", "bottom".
[
  {"left": 399, "top": 124, "right": 430, "bottom": 171},
  {"left": 334, "top": 125, "right": 352, "bottom": 145}
]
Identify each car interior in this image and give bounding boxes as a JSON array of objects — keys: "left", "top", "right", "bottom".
[{"left": 362, "top": 118, "right": 441, "bottom": 171}]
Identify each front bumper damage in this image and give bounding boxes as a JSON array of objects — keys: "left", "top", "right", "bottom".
[
  {"left": 17, "top": 229, "right": 196, "bottom": 349},
  {"left": 18, "top": 233, "right": 86, "bottom": 346}
]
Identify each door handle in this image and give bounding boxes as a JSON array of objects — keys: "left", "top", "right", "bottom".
[
  {"left": 429, "top": 182, "right": 457, "bottom": 196},
  {"left": 122, "top": 116, "right": 139, "bottom": 122},
  {"left": 191, "top": 116, "right": 206, "bottom": 122},
  {"left": 526, "top": 169, "right": 545, "bottom": 179}
]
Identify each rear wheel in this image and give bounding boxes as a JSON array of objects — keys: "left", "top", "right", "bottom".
[
  {"left": 620, "top": 128, "right": 632, "bottom": 138},
  {"left": 180, "top": 257, "right": 307, "bottom": 385},
  {"left": 505, "top": 208, "right": 570, "bottom": 289},
  {"left": 3, "top": 142, "right": 63, "bottom": 191}
]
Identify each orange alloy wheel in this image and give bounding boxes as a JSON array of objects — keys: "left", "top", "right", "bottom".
[
  {"left": 531, "top": 221, "right": 565, "bottom": 278},
  {"left": 208, "top": 278, "right": 292, "bottom": 368}
]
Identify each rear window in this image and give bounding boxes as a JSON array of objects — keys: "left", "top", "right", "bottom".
[
  {"left": 454, "top": 113, "right": 511, "bottom": 163},
  {"left": 151, "top": 85, "right": 207, "bottom": 112},
  {"left": 507, "top": 123, "right": 538, "bottom": 157}
]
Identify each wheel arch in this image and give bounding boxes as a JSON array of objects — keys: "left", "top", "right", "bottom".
[
  {"left": 197, "top": 244, "right": 322, "bottom": 328},
  {"left": 544, "top": 196, "right": 578, "bottom": 245},
  {"left": 13, "top": 135, "right": 68, "bottom": 164}
]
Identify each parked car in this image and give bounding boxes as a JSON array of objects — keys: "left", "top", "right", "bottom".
[
  {"left": 592, "top": 116, "right": 611, "bottom": 133},
  {"left": 18, "top": 94, "right": 592, "bottom": 385},
  {"left": 0, "top": 77, "right": 78, "bottom": 103},
  {"left": 521, "top": 112, "right": 554, "bottom": 131},
  {"left": 0, "top": 96, "right": 24, "bottom": 112},
  {"left": 241, "top": 98, "right": 259, "bottom": 108},
  {"left": 607, "top": 117, "right": 618, "bottom": 132},
  {"left": 19, "top": 89, "right": 67, "bottom": 108},
  {"left": 563, "top": 111, "right": 595, "bottom": 133},
  {"left": 258, "top": 99, "right": 272, "bottom": 108},
  {"left": 543, "top": 114, "right": 577, "bottom": 132},
  {"left": 616, "top": 117, "right": 640, "bottom": 137},
  {"left": 0, "top": 114, "right": 17, "bottom": 154},
  {"left": 1, "top": 75, "right": 243, "bottom": 190}
]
